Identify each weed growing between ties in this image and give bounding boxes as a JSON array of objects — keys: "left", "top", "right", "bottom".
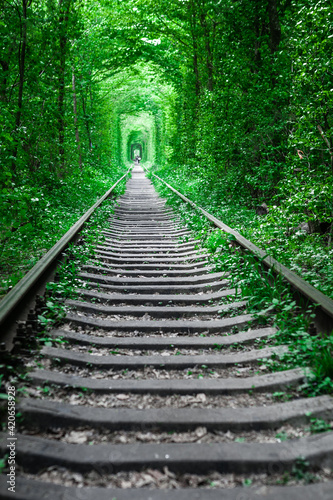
[
  {"left": 277, "top": 457, "right": 319, "bottom": 485},
  {"left": 150, "top": 176, "right": 333, "bottom": 399}
]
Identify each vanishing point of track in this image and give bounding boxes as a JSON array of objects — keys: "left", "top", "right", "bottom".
[{"left": 1, "top": 165, "right": 333, "bottom": 499}]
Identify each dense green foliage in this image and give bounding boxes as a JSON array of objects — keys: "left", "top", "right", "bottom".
[
  {"left": 0, "top": 1, "right": 127, "bottom": 293},
  {"left": 150, "top": 166, "right": 333, "bottom": 299},
  {"left": 1, "top": 0, "right": 333, "bottom": 296}
]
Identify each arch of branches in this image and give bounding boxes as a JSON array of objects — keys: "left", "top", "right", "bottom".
[
  {"left": 128, "top": 129, "right": 148, "bottom": 161},
  {"left": 131, "top": 142, "right": 143, "bottom": 159}
]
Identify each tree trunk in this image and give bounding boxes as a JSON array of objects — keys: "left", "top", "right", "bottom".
[
  {"left": 253, "top": 8, "right": 262, "bottom": 71},
  {"left": 15, "top": 1, "right": 27, "bottom": 133},
  {"left": 57, "top": 0, "right": 71, "bottom": 176},
  {"left": 189, "top": 0, "right": 200, "bottom": 96},
  {"left": 0, "top": 59, "right": 9, "bottom": 103},
  {"left": 81, "top": 94, "right": 92, "bottom": 149},
  {"left": 200, "top": 12, "right": 214, "bottom": 92},
  {"left": 11, "top": 0, "right": 30, "bottom": 175},
  {"left": 317, "top": 124, "right": 333, "bottom": 173},
  {"left": 267, "top": 0, "right": 281, "bottom": 53},
  {"left": 72, "top": 69, "right": 82, "bottom": 169}
]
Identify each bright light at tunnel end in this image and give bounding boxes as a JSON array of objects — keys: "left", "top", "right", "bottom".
[{"left": 141, "top": 38, "right": 161, "bottom": 46}]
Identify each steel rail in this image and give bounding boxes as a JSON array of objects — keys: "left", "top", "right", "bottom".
[
  {"left": 147, "top": 168, "right": 333, "bottom": 333},
  {"left": 0, "top": 167, "right": 131, "bottom": 348}
]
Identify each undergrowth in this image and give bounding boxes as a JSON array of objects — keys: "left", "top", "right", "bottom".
[
  {"left": 150, "top": 165, "right": 333, "bottom": 300},
  {"left": 0, "top": 166, "right": 129, "bottom": 298},
  {"left": 0, "top": 174, "right": 129, "bottom": 403},
  {"left": 36, "top": 178, "right": 129, "bottom": 331}
]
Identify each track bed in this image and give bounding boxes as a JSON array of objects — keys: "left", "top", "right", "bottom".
[{"left": 1, "top": 165, "right": 333, "bottom": 499}]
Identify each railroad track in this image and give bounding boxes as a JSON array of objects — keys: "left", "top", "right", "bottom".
[{"left": 1, "top": 164, "right": 333, "bottom": 499}]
